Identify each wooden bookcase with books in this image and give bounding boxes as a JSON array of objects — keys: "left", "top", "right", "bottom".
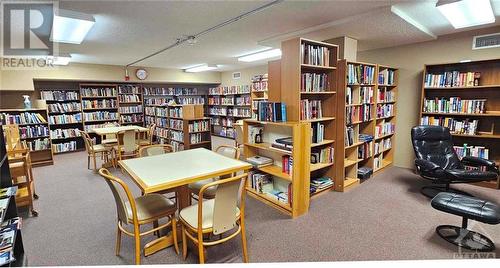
[
  {"left": 419, "top": 59, "right": 500, "bottom": 189},
  {"left": 251, "top": 74, "right": 269, "bottom": 120},
  {"left": 208, "top": 85, "right": 252, "bottom": 139},
  {"left": 243, "top": 120, "right": 311, "bottom": 218},
  {"left": 280, "top": 37, "right": 338, "bottom": 196},
  {"left": 117, "top": 84, "right": 143, "bottom": 126},
  {"left": 38, "top": 81, "right": 85, "bottom": 154},
  {"left": 0, "top": 108, "right": 54, "bottom": 166},
  {"left": 80, "top": 83, "right": 119, "bottom": 132}
]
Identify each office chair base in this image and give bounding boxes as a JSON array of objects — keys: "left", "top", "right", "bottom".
[
  {"left": 436, "top": 225, "right": 495, "bottom": 252},
  {"left": 420, "top": 185, "right": 472, "bottom": 199}
]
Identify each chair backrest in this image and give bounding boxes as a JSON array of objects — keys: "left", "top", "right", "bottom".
[
  {"left": 117, "top": 129, "right": 137, "bottom": 153},
  {"left": 148, "top": 123, "right": 156, "bottom": 144},
  {"left": 139, "top": 144, "right": 173, "bottom": 157},
  {"left": 234, "top": 121, "right": 244, "bottom": 147},
  {"left": 98, "top": 168, "right": 138, "bottom": 225},
  {"left": 79, "top": 130, "right": 93, "bottom": 153},
  {"left": 411, "top": 125, "right": 462, "bottom": 170},
  {"left": 215, "top": 145, "right": 240, "bottom": 160},
  {"left": 199, "top": 173, "right": 247, "bottom": 235},
  {"left": 103, "top": 122, "right": 117, "bottom": 139}
]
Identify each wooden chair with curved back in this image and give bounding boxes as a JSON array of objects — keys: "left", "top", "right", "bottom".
[
  {"left": 98, "top": 168, "right": 179, "bottom": 265},
  {"left": 179, "top": 173, "right": 249, "bottom": 263},
  {"left": 80, "top": 130, "right": 113, "bottom": 171},
  {"left": 114, "top": 129, "right": 139, "bottom": 163},
  {"left": 137, "top": 123, "right": 156, "bottom": 147},
  {"left": 138, "top": 144, "right": 173, "bottom": 157},
  {"left": 101, "top": 122, "right": 119, "bottom": 145},
  {"left": 187, "top": 145, "right": 240, "bottom": 202}
]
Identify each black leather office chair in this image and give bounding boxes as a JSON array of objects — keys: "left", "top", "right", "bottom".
[{"left": 411, "top": 125, "right": 499, "bottom": 198}]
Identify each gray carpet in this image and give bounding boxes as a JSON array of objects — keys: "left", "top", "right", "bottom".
[{"left": 19, "top": 151, "right": 500, "bottom": 265}]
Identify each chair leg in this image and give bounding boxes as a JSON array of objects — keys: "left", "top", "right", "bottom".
[
  {"left": 240, "top": 219, "right": 249, "bottom": 263},
  {"left": 115, "top": 223, "right": 122, "bottom": 255},
  {"left": 134, "top": 232, "right": 141, "bottom": 265},
  {"left": 172, "top": 217, "right": 179, "bottom": 255},
  {"left": 92, "top": 153, "right": 97, "bottom": 172},
  {"left": 87, "top": 155, "right": 91, "bottom": 169},
  {"left": 197, "top": 230, "right": 205, "bottom": 264},
  {"left": 182, "top": 225, "right": 188, "bottom": 260},
  {"left": 153, "top": 220, "right": 160, "bottom": 237}
]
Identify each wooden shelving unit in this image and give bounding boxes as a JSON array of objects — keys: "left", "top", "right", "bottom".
[
  {"left": 208, "top": 85, "right": 252, "bottom": 139},
  {"left": 80, "top": 83, "right": 119, "bottom": 132},
  {"left": 419, "top": 59, "right": 500, "bottom": 189},
  {"left": 251, "top": 74, "right": 269, "bottom": 120},
  {"left": 243, "top": 120, "right": 311, "bottom": 218},
  {"left": 280, "top": 37, "right": 338, "bottom": 196},
  {"left": 117, "top": 84, "right": 143, "bottom": 126},
  {"left": 0, "top": 108, "right": 54, "bottom": 166}
]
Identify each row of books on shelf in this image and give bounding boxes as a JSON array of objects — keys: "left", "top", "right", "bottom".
[
  {"left": 145, "top": 107, "right": 156, "bottom": 116},
  {"left": 26, "top": 138, "right": 50, "bottom": 151},
  {"left": 155, "top": 128, "right": 169, "bottom": 138},
  {"left": 209, "top": 107, "right": 252, "bottom": 117},
  {"left": 345, "top": 126, "right": 356, "bottom": 146},
  {"left": 169, "top": 130, "right": 183, "bottom": 142},
  {"left": 177, "top": 96, "right": 205, "bottom": 105},
  {"left": 301, "top": 73, "right": 330, "bottom": 92},
  {"left": 346, "top": 105, "right": 371, "bottom": 124},
  {"left": 375, "top": 123, "right": 395, "bottom": 138},
  {"left": 155, "top": 118, "right": 168, "bottom": 128},
  {"left": 346, "top": 86, "right": 373, "bottom": 105},
  {"left": 143, "top": 87, "right": 199, "bottom": 96},
  {"left": 211, "top": 117, "right": 233, "bottom": 127},
  {"left": 41, "top": 90, "right": 79, "bottom": 101},
  {"left": 311, "top": 122, "right": 325, "bottom": 144},
  {"left": 282, "top": 155, "right": 293, "bottom": 175},
  {"left": 424, "top": 71, "right": 480, "bottom": 88},
  {"left": 454, "top": 144, "right": 489, "bottom": 159},
  {"left": 251, "top": 75, "right": 268, "bottom": 91},
  {"left": 19, "top": 125, "right": 49, "bottom": 139},
  {"left": 52, "top": 141, "right": 77, "bottom": 153},
  {"left": 0, "top": 112, "right": 47, "bottom": 125},
  {"left": 83, "top": 112, "right": 118, "bottom": 122},
  {"left": 48, "top": 103, "right": 81, "bottom": 113},
  {"left": 82, "top": 99, "right": 117, "bottom": 109},
  {"left": 81, "top": 87, "right": 117, "bottom": 97},
  {"left": 189, "top": 133, "right": 208, "bottom": 144},
  {"left": 310, "top": 177, "right": 333, "bottom": 194},
  {"left": 118, "top": 106, "right": 143, "bottom": 114},
  {"left": 0, "top": 215, "right": 21, "bottom": 266},
  {"left": 422, "top": 98, "right": 486, "bottom": 114},
  {"left": 347, "top": 64, "right": 376, "bottom": 85},
  {"left": 50, "top": 128, "right": 81, "bottom": 139},
  {"left": 83, "top": 123, "right": 111, "bottom": 132},
  {"left": 358, "top": 140, "right": 373, "bottom": 159},
  {"left": 376, "top": 104, "right": 394, "bottom": 118},
  {"left": 118, "top": 95, "right": 140, "bottom": 103},
  {"left": 169, "top": 107, "right": 183, "bottom": 118},
  {"left": 251, "top": 74, "right": 268, "bottom": 83},
  {"left": 300, "top": 99, "right": 323, "bottom": 120},
  {"left": 256, "top": 102, "right": 287, "bottom": 122},
  {"left": 169, "top": 140, "right": 184, "bottom": 151},
  {"left": 374, "top": 154, "right": 385, "bottom": 170},
  {"left": 248, "top": 172, "right": 289, "bottom": 205},
  {"left": 301, "top": 43, "right": 331, "bottom": 67},
  {"left": 236, "top": 96, "right": 251, "bottom": 106},
  {"left": 311, "top": 147, "right": 334, "bottom": 164},
  {"left": 377, "top": 88, "right": 395, "bottom": 103},
  {"left": 420, "top": 117, "right": 479, "bottom": 136},
  {"left": 189, "top": 120, "right": 209, "bottom": 132},
  {"left": 218, "top": 127, "right": 236, "bottom": 138},
  {"left": 374, "top": 138, "right": 391, "bottom": 154},
  {"left": 169, "top": 119, "right": 183, "bottom": 130},
  {"left": 118, "top": 85, "right": 140, "bottom": 94},
  {"left": 209, "top": 85, "right": 251, "bottom": 95},
  {"left": 120, "top": 114, "right": 143, "bottom": 123},
  {"left": 49, "top": 114, "right": 82, "bottom": 124},
  {"left": 144, "top": 98, "right": 171, "bottom": 106},
  {"left": 378, "top": 69, "right": 396, "bottom": 85},
  {"left": 155, "top": 107, "right": 169, "bottom": 117},
  {"left": 209, "top": 97, "right": 234, "bottom": 105}
]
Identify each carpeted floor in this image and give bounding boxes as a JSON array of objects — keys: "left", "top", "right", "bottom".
[{"left": 19, "top": 151, "right": 500, "bottom": 265}]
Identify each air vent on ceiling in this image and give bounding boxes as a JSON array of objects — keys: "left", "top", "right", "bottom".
[
  {"left": 472, "top": 33, "right": 500, "bottom": 50},
  {"left": 232, "top": 72, "right": 241, "bottom": 79}
]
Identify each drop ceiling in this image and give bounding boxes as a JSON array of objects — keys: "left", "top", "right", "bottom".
[{"left": 58, "top": 0, "right": 500, "bottom": 71}]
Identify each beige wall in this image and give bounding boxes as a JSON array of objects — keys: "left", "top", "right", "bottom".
[
  {"left": 0, "top": 62, "right": 221, "bottom": 91},
  {"left": 220, "top": 65, "right": 268, "bottom": 86},
  {"left": 358, "top": 26, "right": 500, "bottom": 169}
]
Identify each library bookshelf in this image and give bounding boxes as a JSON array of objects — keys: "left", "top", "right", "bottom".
[
  {"left": 243, "top": 120, "right": 311, "bottom": 218},
  {"left": 419, "top": 59, "right": 500, "bottom": 189},
  {"left": 80, "top": 83, "right": 120, "bottom": 133},
  {"left": 117, "top": 84, "right": 143, "bottom": 126},
  {"left": 336, "top": 60, "right": 398, "bottom": 191},
  {"left": 208, "top": 85, "right": 252, "bottom": 139},
  {"left": 280, "top": 37, "right": 338, "bottom": 196},
  {"left": 0, "top": 108, "right": 54, "bottom": 166}
]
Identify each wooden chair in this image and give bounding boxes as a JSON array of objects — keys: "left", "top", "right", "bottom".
[
  {"left": 138, "top": 144, "right": 173, "bottom": 157},
  {"left": 114, "top": 129, "right": 139, "bottom": 162},
  {"left": 9, "top": 153, "right": 38, "bottom": 216},
  {"left": 179, "top": 173, "right": 249, "bottom": 264},
  {"left": 98, "top": 168, "right": 178, "bottom": 265},
  {"left": 80, "top": 130, "right": 113, "bottom": 171},
  {"left": 137, "top": 123, "right": 156, "bottom": 147},
  {"left": 102, "top": 122, "right": 119, "bottom": 145},
  {"left": 188, "top": 145, "right": 240, "bottom": 201}
]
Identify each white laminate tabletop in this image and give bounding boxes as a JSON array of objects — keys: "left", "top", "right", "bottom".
[
  {"left": 92, "top": 125, "right": 148, "bottom": 135},
  {"left": 119, "top": 148, "right": 251, "bottom": 193}
]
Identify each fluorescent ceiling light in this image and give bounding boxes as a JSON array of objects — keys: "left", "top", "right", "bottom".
[
  {"left": 184, "top": 64, "right": 218, "bottom": 73},
  {"left": 238, "top": 48, "right": 282, "bottom": 62},
  {"left": 51, "top": 9, "right": 95, "bottom": 44},
  {"left": 436, "top": 0, "right": 495, "bottom": 29}
]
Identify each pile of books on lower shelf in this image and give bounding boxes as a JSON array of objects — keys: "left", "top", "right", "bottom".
[
  {"left": 52, "top": 141, "right": 78, "bottom": 153},
  {"left": 248, "top": 172, "right": 289, "bottom": 205},
  {"left": 310, "top": 177, "right": 333, "bottom": 195}
]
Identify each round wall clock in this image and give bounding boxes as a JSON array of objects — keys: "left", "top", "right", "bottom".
[{"left": 135, "top": 68, "right": 148, "bottom": 80}]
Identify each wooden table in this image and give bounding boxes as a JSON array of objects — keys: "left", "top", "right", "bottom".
[
  {"left": 118, "top": 148, "right": 251, "bottom": 255},
  {"left": 92, "top": 125, "right": 149, "bottom": 136}
]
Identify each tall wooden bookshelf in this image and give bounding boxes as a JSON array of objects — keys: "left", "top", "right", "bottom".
[
  {"left": 336, "top": 61, "right": 398, "bottom": 190},
  {"left": 280, "top": 37, "right": 338, "bottom": 197},
  {"left": 117, "top": 84, "right": 143, "bottom": 126},
  {"left": 208, "top": 85, "right": 252, "bottom": 139},
  {"left": 0, "top": 108, "right": 54, "bottom": 166},
  {"left": 419, "top": 59, "right": 500, "bottom": 189},
  {"left": 80, "top": 83, "right": 119, "bottom": 132},
  {"left": 243, "top": 120, "right": 311, "bottom": 218}
]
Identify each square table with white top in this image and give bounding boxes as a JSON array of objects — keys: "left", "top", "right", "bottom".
[{"left": 92, "top": 125, "right": 149, "bottom": 136}]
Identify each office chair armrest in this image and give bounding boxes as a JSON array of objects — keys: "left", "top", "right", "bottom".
[
  {"left": 415, "top": 159, "right": 443, "bottom": 173},
  {"left": 461, "top": 156, "right": 499, "bottom": 173}
]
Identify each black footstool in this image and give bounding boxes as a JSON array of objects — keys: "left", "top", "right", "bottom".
[{"left": 431, "top": 192, "right": 500, "bottom": 252}]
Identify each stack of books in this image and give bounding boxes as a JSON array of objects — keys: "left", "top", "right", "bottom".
[
  {"left": 310, "top": 177, "right": 334, "bottom": 194},
  {"left": 246, "top": 155, "right": 273, "bottom": 168},
  {"left": 271, "top": 137, "right": 293, "bottom": 153}
]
